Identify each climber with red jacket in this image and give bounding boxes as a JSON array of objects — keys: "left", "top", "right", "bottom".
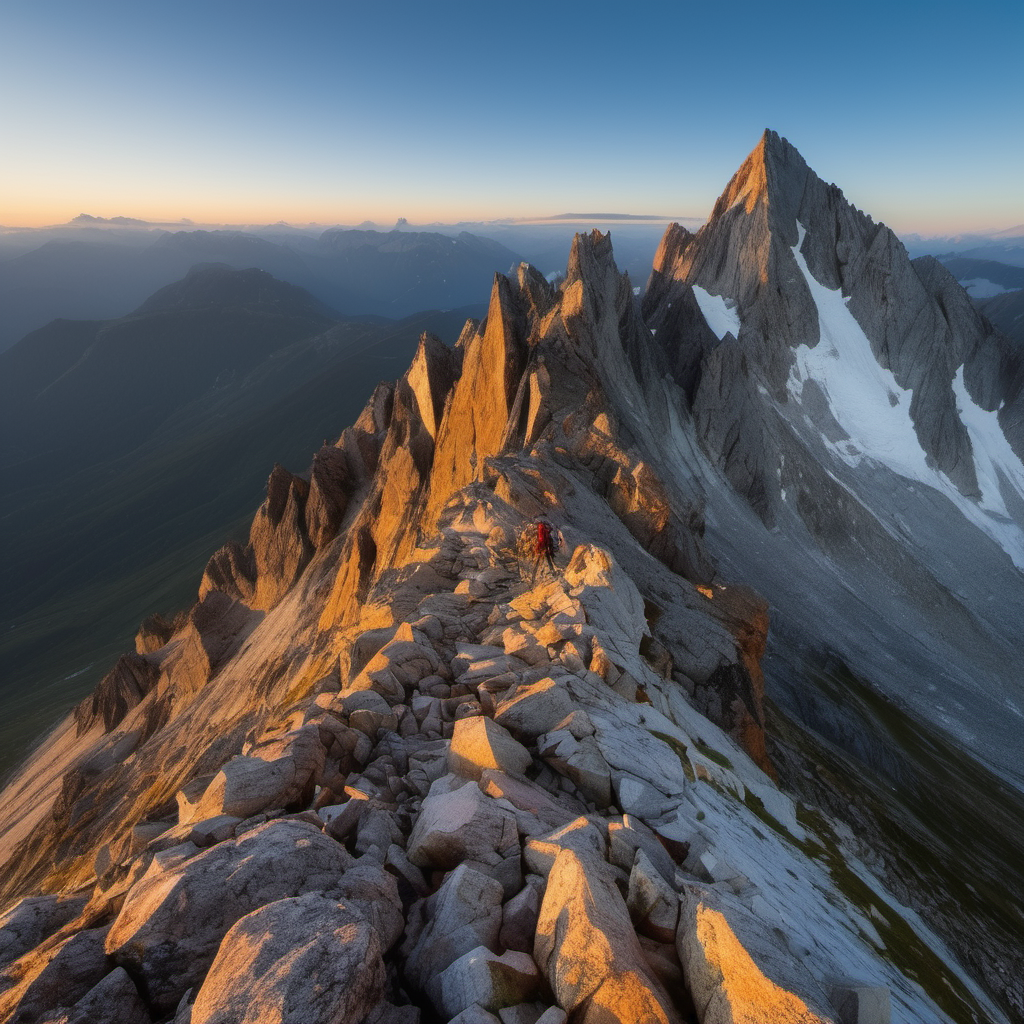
[{"left": 533, "top": 518, "right": 561, "bottom": 578}]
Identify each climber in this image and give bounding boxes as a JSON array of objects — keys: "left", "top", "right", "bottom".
[{"left": 532, "top": 517, "right": 561, "bottom": 579}]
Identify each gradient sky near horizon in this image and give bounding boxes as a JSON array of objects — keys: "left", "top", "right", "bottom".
[{"left": 2, "top": 0, "right": 1021, "bottom": 235}]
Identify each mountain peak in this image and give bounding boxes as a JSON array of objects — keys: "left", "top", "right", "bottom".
[
  {"left": 708, "top": 129, "right": 811, "bottom": 222},
  {"left": 133, "top": 264, "right": 337, "bottom": 318}
]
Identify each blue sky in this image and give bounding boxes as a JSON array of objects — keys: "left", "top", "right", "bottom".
[{"left": 1, "top": 0, "right": 1021, "bottom": 233}]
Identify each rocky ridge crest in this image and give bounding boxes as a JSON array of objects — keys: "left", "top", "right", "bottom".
[{"left": 0, "top": 135, "right": 1018, "bottom": 1024}]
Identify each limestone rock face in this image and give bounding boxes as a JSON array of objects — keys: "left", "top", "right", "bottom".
[
  {"left": 200, "top": 541, "right": 257, "bottom": 605},
  {"left": 190, "top": 894, "right": 386, "bottom": 1024},
  {"left": 248, "top": 464, "right": 314, "bottom": 610},
  {"left": 0, "top": 893, "right": 87, "bottom": 971}
]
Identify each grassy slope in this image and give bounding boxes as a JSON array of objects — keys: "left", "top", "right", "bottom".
[{"left": 767, "top": 654, "right": 1024, "bottom": 1022}]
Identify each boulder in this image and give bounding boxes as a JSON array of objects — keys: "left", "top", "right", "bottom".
[
  {"left": 450, "top": 717, "right": 533, "bottom": 780},
  {"left": 498, "top": 1004, "right": 552, "bottom": 1024},
  {"left": 0, "top": 894, "right": 88, "bottom": 972},
  {"left": 57, "top": 966, "right": 150, "bottom": 1024},
  {"left": 436, "top": 946, "right": 541, "bottom": 1020},
  {"left": 523, "top": 817, "right": 606, "bottom": 877},
  {"left": 534, "top": 848, "right": 678, "bottom": 1024},
  {"left": 407, "top": 779, "right": 519, "bottom": 870},
  {"left": 627, "top": 850, "right": 680, "bottom": 943},
  {"left": 499, "top": 878, "right": 544, "bottom": 953},
  {"left": 495, "top": 678, "right": 576, "bottom": 740},
  {"left": 447, "top": 1006, "right": 501, "bottom": 1024},
  {"left": 479, "top": 770, "right": 584, "bottom": 833},
  {"left": 188, "top": 814, "right": 242, "bottom": 847},
  {"left": 334, "top": 860, "right": 405, "bottom": 951},
  {"left": 404, "top": 864, "right": 505, "bottom": 992},
  {"left": 190, "top": 894, "right": 385, "bottom": 1024},
  {"left": 607, "top": 816, "right": 677, "bottom": 886},
  {"left": 536, "top": 731, "right": 612, "bottom": 807},
  {"left": 106, "top": 819, "right": 354, "bottom": 1014},
  {"left": 0, "top": 926, "right": 110, "bottom": 1024},
  {"left": 181, "top": 740, "right": 321, "bottom": 825},
  {"left": 676, "top": 890, "right": 833, "bottom": 1024}
]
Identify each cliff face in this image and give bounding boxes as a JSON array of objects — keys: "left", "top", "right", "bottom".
[{"left": 0, "top": 134, "right": 1021, "bottom": 1024}]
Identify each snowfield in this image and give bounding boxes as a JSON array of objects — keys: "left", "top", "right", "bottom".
[
  {"left": 692, "top": 284, "right": 741, "bottom": 340},
  {"left": 787, "top": 222, "right": 1024, "bottom": 570}
]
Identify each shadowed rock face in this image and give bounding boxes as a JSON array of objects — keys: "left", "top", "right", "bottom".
[{"left": 0, "top": 132, "right": 1020, "bottom": 1024}]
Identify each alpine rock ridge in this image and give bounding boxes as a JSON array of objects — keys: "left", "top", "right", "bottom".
[{"left": 0, "top": 131, "right": 1021, "bottom": 1024}]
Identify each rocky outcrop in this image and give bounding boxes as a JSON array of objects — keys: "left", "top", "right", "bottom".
[
  {"left": 73, "top": 653, "right": 160, "bottom": 735},
  {"left": 105, "top": 819, "right": 353, "bottom": 1013},
  {"left": 646, "top": 130, "right": 1024, "bottom": 517},
  {"left": 535, "top": 847, "right": 679, "bottom": 1024}
]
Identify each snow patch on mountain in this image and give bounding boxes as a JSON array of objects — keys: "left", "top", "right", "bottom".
[
  {"left": 788, "top": 222, "right": 1024, "bottom": 570},
  {"left": 692, "top": 285, "right": 740, "bottom": 340},
  {"left": 952, "top": 365, "right": 1024, "bottom": 528}
]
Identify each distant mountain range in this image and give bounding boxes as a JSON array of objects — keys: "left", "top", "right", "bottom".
[
  {"left": 0, "top": 227, "right": 522, "bottom": 351},
  {"left": 937, "top": 254, "right": 1024, "bottom": 344}
]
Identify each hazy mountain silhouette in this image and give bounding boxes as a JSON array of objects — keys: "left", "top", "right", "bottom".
[{"left": 0, "top": 227, "right": 522, "bottom": 351}]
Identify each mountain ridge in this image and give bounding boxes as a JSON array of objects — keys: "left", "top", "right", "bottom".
[{"left": 0, "top": 132, "right": 1021, "bottom": 1022}]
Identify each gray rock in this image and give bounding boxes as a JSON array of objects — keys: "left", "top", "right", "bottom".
[
  {"left": 499, "top": 879, "right": 543, "bottom": 953},
  {"left": 676, "top": 885, "right": 832, "bottom": 1024},
  {"left": 627, "top": 850, "right": 680, "bottom": 943},
  {"left": 831, "top": 981, "right": 891, "bottom": 1024},
  {"left": 404, "top": 864, "right": 505, "bottom": 993},
  {"left": 190, "top": 894, "right": 385, "bottom": 1024},
  {"left": 182, "top": 753, "right": 312, "bottom": 824},
  {"left": 436, "top": 946, "right": 540, "bottom": 1020},
  {"left": 364, "top": 1000, "right": 422, "bottom": 1024},
  {"left": 450, "top": 717, "right": 533, "bottom": 780},
  {"left": 188, "top": 814, "right": 242, "bottom": 848},
  {"left": 0, "top": 926, "right": 110, "bottom": 1024},
  {"left": 478, "top": 769, "right": 584, "bottom": 832},
  {"left": 106, "top": 819, "right": 354, "bottom": 1014},
  {"left": 534, "top": 848, "right": 678, "bottom": 1023},
  {"left": 498, "top": 1004, "right": 548, "bottom": 1024},
  {"left": 407, "top": 778, "right": 519, "bottom": 870},
  {"left": 607, "top": 816, "right": 677, "bottom": 886},
  {"left": 61, "top": 967, "right": 149, "bottom": 1024},
  {"left": 523, "top": 816, "right": 606, "bottom": 877},
  {"left": 495, "top": 678, "right": 576, "bottom": 740},
  {"left": 333, "top": 859, "right": 405, "bottom": 951},
  {"left": 447, "top": 1006, "right": 501, "bottom": 1024},
  {"left": 0, "top": 894, "right": 87, "bottom": 972},
  {"left": 536, "top": 730, "right": 612, "bottom": 807}
]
